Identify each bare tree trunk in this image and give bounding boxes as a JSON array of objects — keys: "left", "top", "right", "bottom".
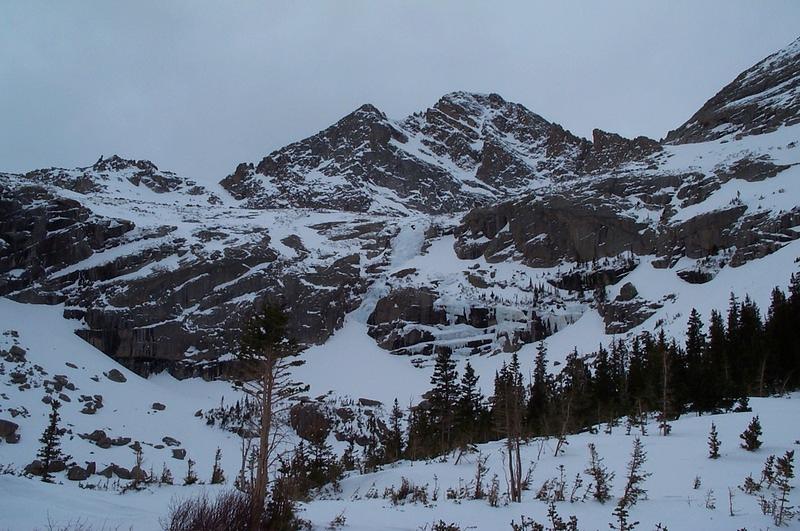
[
  {"left": 514, "top": 438, "right": 522, "bottom": 501},
  {"left": 250, "top": 358, "right": 275, "bottom": 530},
  {"left": 660, "top": 349, "right": 670, "bottom": 436}
]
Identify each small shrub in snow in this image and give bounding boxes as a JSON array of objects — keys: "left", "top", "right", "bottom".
[
  {"left": 708, "top": 422, "right": 721, "bottom": 459},
  {"left": 487, "top": 474, "right": 500, "bottom": 507},
  {"left": 183, "top": 458, "right": 198, "bottom": 486},
  {"left": 704, "top": 489, "right": 716, "bottom": 510},
  {"left": 760, "top": 454, "right": 776, "bottom": 488},
  {"left": 210, "top": 448, "right": 225, "bottom": 485},
  {"left": 419, "top": 520, "right": 462, "bottom": 531},
  {"left": 741, "top": 473, "right": 762, "bottom": 495},
  {"left": 584, "top": 443, "right": 614, "bottom": 503},
  {"left": 773, "top": 450, "right": 796, "bottom": 526},
  {"left": 326, "top": 510, "right": 346, "bottom": 530},
  {"left": 740, "top": 416, "right": 763, "bottom": 451},
  {"left": 160, "top": 464, "right": 174, "bottom": 485},
  {"left": 510, "top": 502, "right": 579, "bottom": 531},
  {"left": 383, "top": 477, "right": 429, "bottom": 506}
]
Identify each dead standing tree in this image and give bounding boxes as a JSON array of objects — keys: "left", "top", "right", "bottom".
[{"left": 235, "top": 304, "right": 308, "bottom": 528}]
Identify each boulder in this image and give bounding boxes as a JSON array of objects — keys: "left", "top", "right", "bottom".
[
  {"left": 67, "top": 465, "right": 90, "bottom": 481},
  {"left": 162, "top": 436, "right": 181, "bottom": 447},
  {"left": 289, "top": 402, "right": 332, "bottom": 444},
  {"left": 0, "top": 419, "right": 19, "bottom": 442},
  {"left": 151, "top": 402, "right": 166, "bottom": 411},
  {"left": 171, "top": 448, "right": 186, "bottom": 460},
  {"left": 617, "top": 282, "right": 638, "bottom": 302},
  {"left": 105, "top": 369, "right": 127, "bottom": 383},
  {"left": 25, "top": 460, "right": 44, "bottom": 476},
  {"left": 7, "top": 345, "right": 26, "bottom": 362},
  {"left": 113, "top": 465, "right": 132, "bottom": 480},
  {"left": 48, "top": 460, "right": 66, "bottom": 473}
]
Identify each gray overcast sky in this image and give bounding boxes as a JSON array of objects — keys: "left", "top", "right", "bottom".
[{"left": 1, "top": 1, "right": 799, "bottom": 184}]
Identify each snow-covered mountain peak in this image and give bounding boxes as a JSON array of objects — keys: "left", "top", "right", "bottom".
[{"left": 666, "top": 35, "right": 800, "bottom": 144}]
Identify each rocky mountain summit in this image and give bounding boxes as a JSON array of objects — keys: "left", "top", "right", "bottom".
[
  {"left": 666, "top": 36, "right": 800, "bottom": 144},
  {"left": 1, "top": 38, "right": 799, "bottom": 378},
  {"left": 220, "top": 91, "right": 663, "bottom": 214}
]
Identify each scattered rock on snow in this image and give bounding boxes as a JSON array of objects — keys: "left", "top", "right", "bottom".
[
  {"left": 67, "top": 465, "right": 90, "bottom": 481},
  {"left": 105, "top": 369, "right": 127, "bottom": 383},
  {"left": 171, "top": 448, "right": 186, "bottom": 460}
]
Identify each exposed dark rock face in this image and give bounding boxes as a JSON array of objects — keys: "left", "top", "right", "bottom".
[
  {"left": 666, "top": 37, "right": 800, "bottom": 144},
  {"left": 582, "top": 129, "right": 662, "bottom": 173},
  {"left": 455, "top": 175, "right": 800, "bottom": 272},
  {"left": 455, "top": 196, "right": 655, "bottom": 267},
  {"left": 0, "top": 184, "right": 135, "bottom": 296},
  {"left": 220, "top": 92, "right": 662, "bottom": 214}
]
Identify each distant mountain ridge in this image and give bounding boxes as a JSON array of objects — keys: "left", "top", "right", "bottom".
[{"left": 220, "top": 91, "right": 662, "bottom": 214}]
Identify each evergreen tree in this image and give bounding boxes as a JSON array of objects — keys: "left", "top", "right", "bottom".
[
  {"left": 706, "top": 309, "right": 730, "bottom": 409},
  {"left": 235, "top": 304, "right": 308, "bottom": 526},
  {"left": 585, "top": 443, "right": 614, "bottom": 503},
  {"left": 455, "top": 361, "right": 483, "bottom": 445},
  {"left": 740, "top": 416, "right": 763, "bottom": 451},
  {"left": 773, "top": 450, "right": 796, "bottom": 526},
  {"left": 160, "top": 463, "right": 174, "bottom": 485},
  {"left": 184, "top": 458, "right": 198, "bottom": 485},
  {"left": 36, "top": 399, "right": 65, "bottom": 483},
  {"left": 211, "top": 448, "right": 225, "bottom": 484},
  {"left": 527, "top": 341, "right": 550, "bottom": 432},
  {"left": 385, "top": 399, "right": 404, "bottom": 462},
  {"left": 492, "top": 355, "right": 525, "bottom": 502},
  {"left": 708, "top": 422, "right": 721, "bottom": 459},
  {"left": 428, "top": 347, "right": 459, "bottom": 453},
  {"left": 685, "top": 308, "right": 707, "bottom": 410},
  {"left": 620, "top": 437, "right": 650, "bottom": 507}
]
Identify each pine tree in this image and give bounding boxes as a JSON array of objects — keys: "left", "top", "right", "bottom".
[
  {"left": 619, "top": 438, "right": 650, "bottom": 507},
  {"left": 708, "top": 422, "right": 721, "bottom": 459},
  {"left": 706, "top": 309, "right": 730, "bottom": 409},
  {"left": 160, "top": 463, "right": 174, "bottom": 485},
  {"left": 36, "top": 399, "right": 65, "bottom": 483},
  {"left": 527, "top": 341, "right": 550, "bottom": 432},
  {"left": 235, "top": 304, "right": 308, "bottom": 526},
  {"left": 739, "top": 416, "right": 763, "bottom": 451},
  {"left": 455, "top": 361, "right": 483, "bottom": 446},
  {"left": 429, "top": 347, "right": 459, "bottom": 453},
  {"left": 685, "top": 308, "right": 707, "bottom": 410},
  {"left": 385, "top": 399, "right": 404, "bottom": 462},
  {"left": 211, "top": 448, "right": 225, "bottom": 484},
  {"left": 773, "top": 450, "right": 795, "bottom": 526},
  {"left": 585, "top": 443, "right": 614, "bottom": 503},
  {"left": 492, "top": 354, "right": 525, "bottom": 502},
  {"left": 184, "top": 458, "right": 198, "bottom": 485}
]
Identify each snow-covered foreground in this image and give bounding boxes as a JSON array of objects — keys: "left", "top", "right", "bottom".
[
  {"left": 299, "top": 397, "right": 800, "bottom": 531},
  {"left": 2, "top": 394, "right": 799, "bottom": 530}
]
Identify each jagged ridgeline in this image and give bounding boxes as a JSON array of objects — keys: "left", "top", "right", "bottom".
[{"left": 1, "top": 37, "right": 799, "bottom": 379}]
